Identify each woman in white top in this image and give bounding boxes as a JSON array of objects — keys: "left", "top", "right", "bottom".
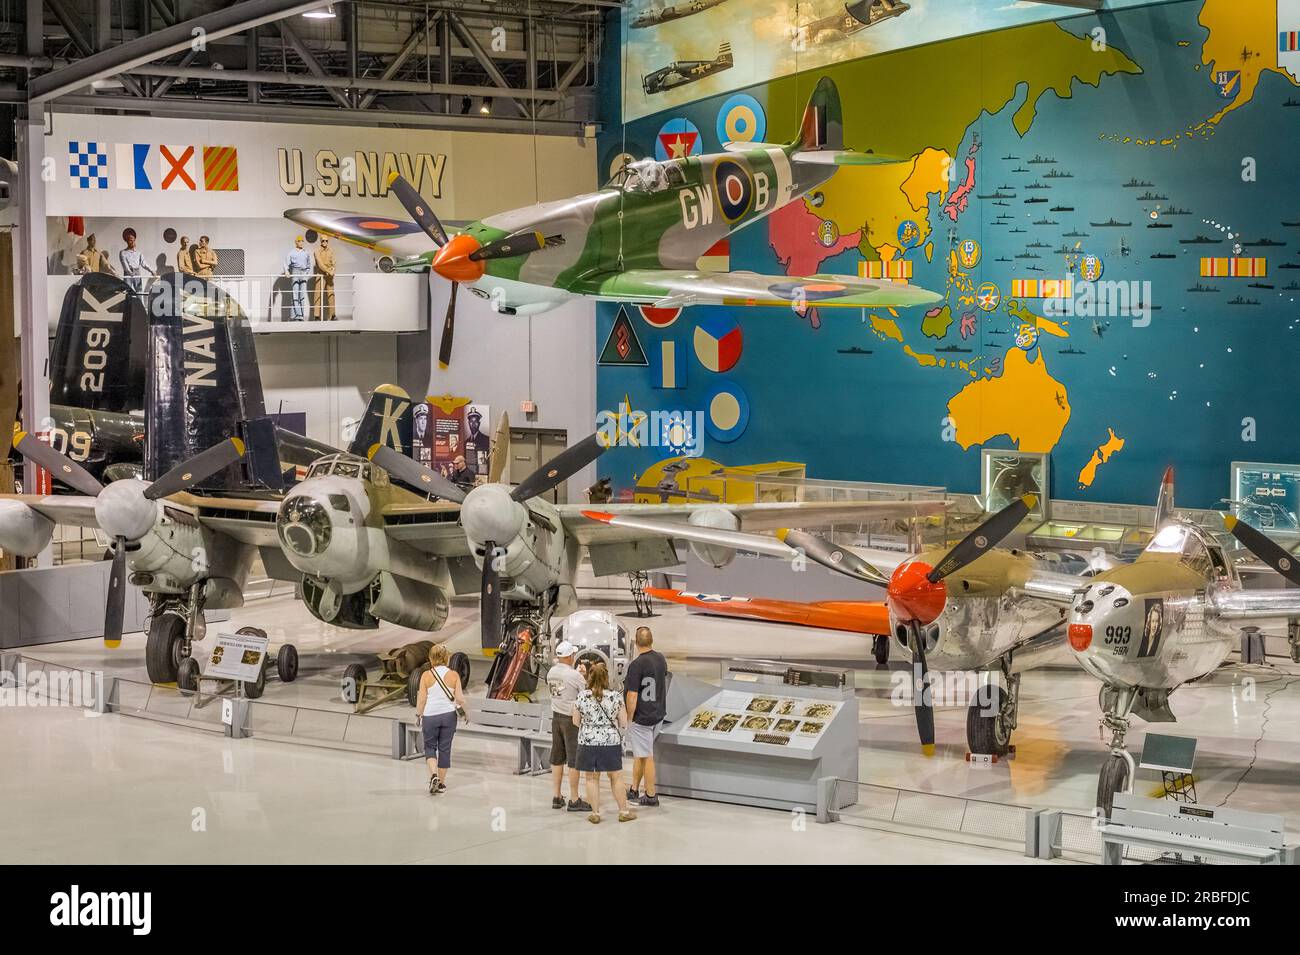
[
  {"left": 414, "top": 644, "right": 467, "bottom": 795},
  {"left": 572, "top": 661, "right": 636, "bottom": 824}
]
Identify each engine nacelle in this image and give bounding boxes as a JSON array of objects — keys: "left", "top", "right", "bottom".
[
  {"left": 300, "top": 571, "right": 449, "bottom": 632},
  {"left": 0, "top": 499, "right": 54, "bottom": 557},
  {"left": 687, "top": 507, "right": 740, "bottom": 568}
]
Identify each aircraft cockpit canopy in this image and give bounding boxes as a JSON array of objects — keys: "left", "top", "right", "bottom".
[
  {"left": 1144, "top": 522, "right": 1233, "bottom": 580},
  {"left": 611, "top": 158, "right": 687, "bottom": 194},
  {"left": 306, "top": 454, "right": 374, "bottom": 482}
]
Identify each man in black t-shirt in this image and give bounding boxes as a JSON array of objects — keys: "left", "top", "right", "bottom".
[{"left": 624, "top": 627, "right": 669, "bottom": 807}]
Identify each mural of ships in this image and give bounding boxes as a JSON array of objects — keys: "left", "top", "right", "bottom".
[
  {"left": 1187, "top": 283, "right": 1219, "bottom": 292},
  {"left": 1025, "top": 182, "right": 1051, "bottom": 190},
  {"left": 1031, "top": 219, "right": 1058, "bottom": 226},
  {"left": 1063, "top": 229, "right": 1090, "bottom": 237},
  {"left": 1024, "top": 197, "right": 1048, "bottom": 204},
  {"left": 1092, "top": 218, "right": 1131, "bottom": 227},
  {"left": 1043, "top": 169, "right": 1073, "bottom": 178},
  {"left": 1248, "top": 282, "right": 1274, "bottom": 289},
  {"left": 1241, "top": 237, "right": 1286, "bottom": 247},
  {"left": 976, "top": 191, "right": 1015, "bottom": 199},
  {"left": 1059, "top": 346, "right": 1086, "bottom": 356},
  {"left": 1137, "top": 192, "right": 1168, "bottom": 201},
  {"left": 936, "top": 345, "right": 972, "bottom": 353},
  {"left": 1123, "top": 178, "right": 1154, "bottom": 187},
  {"left": 1162, "top": 206, "right": 1191, "bottom": 215},
  {"left": 1026, "top": 240, "right": 1051, "bottom": 247},
  {"left": 1147, "top": 221, "right": 1172, "bottom": 229},
  {"left": 1227, "top": 296, "right": 1261, "bottom": 305},
  {"left": 1151, "top": 252, "right": 1176, "bottom": 259},
  {"left": 1180, "top": 234, "right": 1221, "bottom": 243},
  {"left": 1050, "top": 205, "right": 1075, "bottom": 212},
  {"left": 1027, "top": 154, "right": 1058, "bottom": 164},
  {"left": 836, "top": 345, "right": 873, "bottom": 355}
]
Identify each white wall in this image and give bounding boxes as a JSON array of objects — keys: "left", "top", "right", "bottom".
[{"left": 425, "top": 282, "right": 597, "bottom": 499}]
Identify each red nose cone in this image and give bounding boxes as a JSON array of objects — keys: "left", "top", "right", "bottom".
[
  {"left": 431, "top": 234, "right": 485, "bottom": 283},
  {"left": 887, "top": 560, "right": 947, "bottom": 625}
]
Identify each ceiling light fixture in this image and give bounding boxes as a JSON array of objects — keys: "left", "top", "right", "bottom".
[
  {"left": 480, "top": 97, "right": 492, "bottom": 115},
  {"left": 303, "top": 4, "right": 336, "bottom": 18}
]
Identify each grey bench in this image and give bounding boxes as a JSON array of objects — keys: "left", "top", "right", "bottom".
[
  {"left": 395, "top": 697, "right": 553, "bottom": 774},
  {"left": 1101, "top": 794, "right": 1289, "bottom": 865}
]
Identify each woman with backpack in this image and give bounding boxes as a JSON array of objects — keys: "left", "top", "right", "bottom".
[{"left": 572, "top": 661, "right": 636, "bottom": 824}]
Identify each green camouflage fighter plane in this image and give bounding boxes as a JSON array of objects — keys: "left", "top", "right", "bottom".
[{"left": 285, "top": 77, "right": 942, "bottom": 365}]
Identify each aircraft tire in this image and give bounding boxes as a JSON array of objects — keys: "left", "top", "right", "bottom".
[
  {"left": 341, "top": 663, "right": 367, "bottom": 704},
  {"left": 407, "top": 664, "right": 430, "bottom": 707},
  {"left": 966, "top": 683, "right": 1012, "bottom": 757},
  {"left": 872, "top": 636, "right": 889, "bottom": 667},
  {"left": 450, "top": 651, "right": 471, "bottom": 688},
  {"left": 1096, "top": 753, "right": 1130, "bottom": 819},
  {"left": 177, "top": 657, "right": 201, "bottom": 696},
  {"left": 145, "top": 614, "right": 186, "bottom": 684},
  {"left": 276, "top": 644, "right": 299, "bottom": 683},
  {"left": 241, "top": 662, "right": 267, "bottom": 700}
]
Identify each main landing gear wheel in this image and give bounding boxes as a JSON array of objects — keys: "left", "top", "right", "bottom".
[
  {"left": 406, "top": 664, "right": 429, "bottom": 707},
  {"left": 1097, "top": 753, "right": 1131, "bottom": 819},
  {"left": 145, "top": 614, "right": 187, "bottom": 684},
  {"left": 341, "top": 663, "right": 367, "bottom": 704},
  {"left": 276, "top": 644, "right": 299, "bottom": 683},
  {"left": 177, "top": 657, "right": 201, "bottom": 696},
  {"left": 241, "top": 661, "right": 267, "bottom": 699},
  {"left": 966, "top": 683, "right": 1012, "bottom": 757},
  {"left": 872, "top": 636, "right": 889, "bottom": 667},
  {"left": 449, "top": 651, "right": 471, "bottom": 688}
]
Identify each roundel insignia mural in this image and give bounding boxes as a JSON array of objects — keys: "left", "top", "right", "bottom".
[
  {"left": 1080, "top": 254, "right": 1105, "bottom": 282},
  {"left": 976, "top": 282, "right": 1001, "bottom": 312},
  {"left": 716, "top": 93, "right": 766, "bottom": 146},
  {"left": 713, "top": 160, "right": 754, "bottom": 223},
  {"left": 693, "top": 313, "right": 743, "bottom": 372},
  {"left": 704, "top": 379, "right": 750, "bottom": 443},
  {"left": 638, "top": 304, "right": 682, "bottom": 328},
  {"left": 655, "top": 118, "right": 703, "bottom": 161}
]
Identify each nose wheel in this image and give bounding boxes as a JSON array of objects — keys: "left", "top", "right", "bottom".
[
  {"left": 967, "top": 670, "right": 1019, "bottom": 757},
  {"left": 1096, "top": 685, "right": 1138, "bottom": 818}
]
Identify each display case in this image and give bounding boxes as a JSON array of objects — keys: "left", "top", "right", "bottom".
[
  {"left": 1025, "top": 519, "right": 1151, "bottom": 557},
  {"left": 982, "top": 449, "right": 1049, "bottom": 520},
  {"left": 1229, "top": 462, "right": 1300, "bottom": 536},
  {"left": 655, "top": 658, "right": 859, "bottom": 812}
]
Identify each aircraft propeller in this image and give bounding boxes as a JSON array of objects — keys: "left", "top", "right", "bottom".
[
  {"left": 385, "top": 173, "right": 564, "bottom": 369},
  {"left": 369, "top": 432, "right": 607, "bottom": 648},
  {"left": 1223, "top": 515, "right": 1300, "bottom": 587},
  {"left": 12, "top": 430, "right": 247, "bottom": 648}
]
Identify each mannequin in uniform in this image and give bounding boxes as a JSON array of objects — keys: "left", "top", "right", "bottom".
[
  {"left": 284, "top": 236, "right": 313, "bottom": 321},
  {"left": 176, "top": 236, "right": 194, "bottom": 275},
  {"left": 313, "top": 236, "right": 336, "bottom": 320},
  {"left": 118, "top": 228, "right": 155, "bottom": 293},
  {"left": 192, "top": 235, "right": 218, "bottom": 277},
  {"left": 76, "top": 234, "right": 116, "bottom": 275}
]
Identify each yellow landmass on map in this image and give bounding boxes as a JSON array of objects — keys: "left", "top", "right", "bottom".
[
  {"left": 946, "top": 348, "right": 1071, "bottom": 453},
  {"left": 1078, "top": 428, "right": 1126, "bottom": 489},
  {"left": 815, "top": 147, "right": 950, "bottom": 267},
  {"left": 1200, "top": 0, "right": 1297, "bottom": 126},
  {"left": 870, "top": 314, "right": 903, "bottom": 342}
]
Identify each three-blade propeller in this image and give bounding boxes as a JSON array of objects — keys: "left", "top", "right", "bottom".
[
  {"left": 370, "top": 431, "right": 607, "bottom": 649},
  {"left": 385, "top": 173, "right": 563, "bottom": 369},
  {"left": 13, "top": 430, "right": 247, "bottom": 648}
]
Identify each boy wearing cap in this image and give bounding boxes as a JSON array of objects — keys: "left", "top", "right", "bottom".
[{"left": 546, "top": 641, "right": 589, "bottom": 811}]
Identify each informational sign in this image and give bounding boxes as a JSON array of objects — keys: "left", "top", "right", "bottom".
[
  {"left": 1230, "top": 462, "right": 1300, "bottom": 534},
  {"left": 204, "top": 631, "right": 269, "bottom": 682},
  {"left": 678, "top": 690, "right": 841, "bottom": 750},
  {"left": 412, "top": 397, "right": 491, "bottom": 481}
]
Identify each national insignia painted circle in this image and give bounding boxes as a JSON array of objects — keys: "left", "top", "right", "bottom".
[
  {"left": 713, "top": 159, "right": 753, "bottom": 223},
  {"left": 717, "top": 93, "right": 766, "bottom": 146},
  {"left": 704, "top": 379, "right": 750, "bottom": 443}
]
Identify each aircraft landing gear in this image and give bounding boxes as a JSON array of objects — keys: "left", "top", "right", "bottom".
[
  {"left": 1289, "top": 619, "right": 1300, "bottom": 664},
  {"left": 1096, "top": 685, "right": 1138, "bottom": 818},
  {"left": 967, "top": 662, "right": 1019, "bottom": 757},
  {"left": 872, "top": 635, "right": 889, "bottom": 667},
  {"left": 145, "top": 583, "right": 207, "bottom": 684}
]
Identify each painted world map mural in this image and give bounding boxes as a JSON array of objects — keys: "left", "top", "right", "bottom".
[{"left": 597, "top": 0, "right": 1300, "bottom": 507}]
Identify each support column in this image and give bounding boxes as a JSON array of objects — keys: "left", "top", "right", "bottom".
[{"left": 16, "top": 114, "right": 50, "bottom": 519}]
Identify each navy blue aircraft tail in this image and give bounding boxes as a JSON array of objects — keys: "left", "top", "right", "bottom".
[
  {"left": 49, "top": 272, "right": 148, "bottom": 415},
  {"left": 346, "top": 384, "right": 413, "bottom": 458}
]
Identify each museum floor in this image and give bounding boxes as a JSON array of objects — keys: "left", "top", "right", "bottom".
[{"left": 4, "top": 591, "right": 1299, "bottom": 864}]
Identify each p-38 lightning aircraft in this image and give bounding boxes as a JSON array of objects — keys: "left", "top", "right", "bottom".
[
  {"left": 584, "top": 494, "right": 1087, "bottom": 757},
  {"left": 287, "top": 77, "right": 941, "bottom": 365}
]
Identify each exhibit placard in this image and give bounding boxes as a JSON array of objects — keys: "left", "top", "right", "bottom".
[{"left": 204, "top": 631, "right": 269, "bottom": 683}]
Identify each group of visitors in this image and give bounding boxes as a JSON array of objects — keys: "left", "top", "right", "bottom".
[{"left": 413, "top": 627, "right": 671, "bottom": 827}]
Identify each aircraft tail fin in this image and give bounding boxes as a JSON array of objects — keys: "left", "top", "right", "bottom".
[
  {"left": 488, "top": 409, "right": 510, "bottom": 484},
  {"left": 792, "top": 76, "right": 844, "bottom": 153},
  {"left": 717, "top": 42, "right": 733, "bottom": 66},
  {"left": 50, "top": 273, "right": 148, "bottom": 415},
  {"left": 347, "top": 384, "right": 413, "bottom": 458},
  {"left": 145, "top": 274, "right": 282, "bottom": 491},
  {"left": 1154, "top": 465, "right": 1176, "bottom": 528}
]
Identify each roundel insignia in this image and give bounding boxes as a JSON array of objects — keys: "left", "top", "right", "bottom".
[
  {"left": 897, "top": 219, "right": 922, "bottom": 248},
  {"left": 713, "top": 160, "right": 754, "bottom": 223},
  {"left": 1080, "top": 254, "right": 1104, "bottom": 282},
  {"left": 1282, "top": 558, "right": 1292, "bottom": 572},
  {"left": 829, "top": 551, "right": 843, "bottom": 564},
  {"left": 638, "top": 304, "right": 682, "bottom": 328},
  {"left": 546, "top": 468, "right": 558, "bottom": 479},
  {"left": 717, "top": 93, "right": 766, "bottom": 146},
  {"left": 704, "top": 379, "right": 750, "bottom": 443},
  {"left": 693, "top": 313, "right": 743, "bottom": 372},
  {"left": 974, "top": 535, "right": 988, "bottom": 549},
  {"left": 958, "top": 239, "right": 981, "bottom": 269},
  {"left": 976, "top": 282, "right": 1000, "bottom": 312},
  {"left": 817, "top": 219, "right": 840, "bottom": 248},
  {"left": 655, "top": 118, "right": 703, "bottom": 161}
]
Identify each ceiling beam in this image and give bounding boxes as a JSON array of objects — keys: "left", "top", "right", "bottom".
[
  {"left": 358, "top": 13, "right": 432, "bottom": 110},
  {"left": 45, "top": 0, "right": 148, "bottom": 96},
  {"left": 276, "top": 18, "right": 351, "bottom": 108},
  {"left": 29, "top": 0, "right": 336, "bottom": 104},
  {"left": 446, "top": 12, "right": 529, "bottom": 118}
]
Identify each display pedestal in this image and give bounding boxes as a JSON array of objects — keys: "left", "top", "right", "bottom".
[{"left": 654, "top": 659, "right": 859, "bottom": 813}]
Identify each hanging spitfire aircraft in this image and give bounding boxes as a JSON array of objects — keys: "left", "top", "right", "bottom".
[{"left": 286, "top": 76, "right": 942, "bottom": 367}]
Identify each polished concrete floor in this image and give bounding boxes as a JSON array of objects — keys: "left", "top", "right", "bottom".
[{"left": 7, "top": 589, "right": 1300, "bottom": 863}]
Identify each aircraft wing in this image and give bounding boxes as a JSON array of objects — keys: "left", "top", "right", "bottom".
[
  {"left": 282, "top": 208, "right": 436, "bottom": 260},
  {"left": 584, "top": 268, "right": 943, "bottom": 309},
  {"left": 559, "top": 499, "right": 947, "bottom": 546},
  {"left": 647, "top": 588, "right": 891, "bottom": 636},
  {"left": 16, "top": 495, "right": 100, "bottom": 528}
]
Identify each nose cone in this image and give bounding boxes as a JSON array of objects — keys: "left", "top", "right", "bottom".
[
  {"left": 887, "top": 560, "right": 947, "bottom": 625},
  {"left": 95, "top": 480, "right": 157, "bottom": 541},
  {"left": 277, "top": 495, "right": 333, "bottom": 558},
  {"left": 461, "top": 483, "right": 524, "bottom": 545},
  {"left": 431, "top": 234, "right": 485, "bottom": 283}
]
